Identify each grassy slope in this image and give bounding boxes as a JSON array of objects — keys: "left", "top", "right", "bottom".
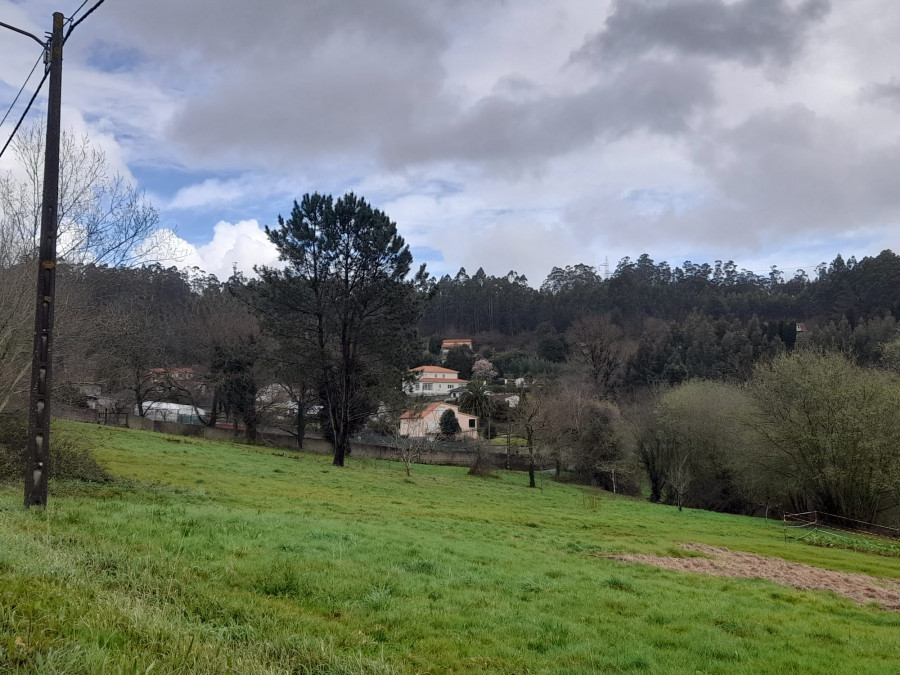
[{"left": 0, "top": 423, "right": 897, "bottom": 674}]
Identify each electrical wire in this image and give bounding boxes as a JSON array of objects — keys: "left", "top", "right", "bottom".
[
  {"left": 0, "top": 53, "right": 44, "bottom": 130},
  {"left": 0, "top": 67, "right": 49, "bottom": 162},
  {"left": 0, "top": 0, "right": 107, "bottom": 161},
  {"left": 65, "top": 0, "right": 106, "bottom": 40},
  {"left": 67, "top": 0, "right": 91, "bottom": 25}
]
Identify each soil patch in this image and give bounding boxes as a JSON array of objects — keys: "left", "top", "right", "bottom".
[{"left": 610, "top": 543, "right": 900, "bottom": 610}]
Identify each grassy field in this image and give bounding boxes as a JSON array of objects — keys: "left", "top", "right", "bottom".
[{"left": 1, "top": 423, "right": 898, "bottom": 673}]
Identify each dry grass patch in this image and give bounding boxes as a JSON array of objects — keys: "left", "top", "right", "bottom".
[{"left": 611, "top": 543, "right": 900, "bottom": 610}]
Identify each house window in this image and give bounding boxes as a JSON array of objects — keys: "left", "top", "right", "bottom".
[
  {"left": 414, "top": 383, "right": 420, "bottom": 390},
  {"left": 424, "top": 383, "right": 433, "bottom": 391},
  {"left": 468, "top": 419, "right": 475, "bottom": 428}
]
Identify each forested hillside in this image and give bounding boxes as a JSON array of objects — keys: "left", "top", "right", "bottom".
[{"left": 419, "top": 251, "right": 900, "bottom": 386}]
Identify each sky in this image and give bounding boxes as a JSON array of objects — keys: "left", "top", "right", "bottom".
[{"left": 1, "top": 0, "right": 899, "bottom": 285}]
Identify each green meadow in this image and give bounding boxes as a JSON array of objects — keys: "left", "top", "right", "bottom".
[{"left": 1, "top": 423, "right": 898, "bottom": 673}]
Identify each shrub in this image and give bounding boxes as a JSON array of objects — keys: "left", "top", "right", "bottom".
[
  {"left": 0, "top": 416, "right": 109, "bottom": 483},
  {"left": 438, "top": 409, "right": 461, "bottom": 437}
]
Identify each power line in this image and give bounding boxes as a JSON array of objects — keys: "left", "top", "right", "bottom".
[
  {"left": 0, "top": 52, "right": 44, "bottom": 130},
  {"left": 65, "top": 0, "right": 106, "bottom": 40},
  {"left": 67, "top": 0, "right": 91, "bottom": 25},
  {"left": 0, "top": 67, "right": 49, "bottom": 162},
  {"left": 0, "top": 0, "right": 107, "bottom": 160}
]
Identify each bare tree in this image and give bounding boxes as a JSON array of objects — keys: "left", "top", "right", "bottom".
[
  {"left": 567, "top": 315, "right": 626, "bottom": 398},
  {"left": 0, "top": 122, "right": 171, "bottom": 415},
  {"left": 511, "top": 385, "right": 554, "bottom": 488},
  {"left": 395, "top": 435, "right": 431, "bottom": 477},
  {"left": 0, "top": 121, "right": 169, "bottom": 267},
  {"left": 0, "top": 263, "right": 32, "bottom": 414}
]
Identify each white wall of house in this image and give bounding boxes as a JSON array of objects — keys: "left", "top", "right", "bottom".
[
  {"left": 404, "top": 367, "right": 467, "bottom": 396},
  {"left": 400, "top": 403, "right": 478, "bottom": 439}
]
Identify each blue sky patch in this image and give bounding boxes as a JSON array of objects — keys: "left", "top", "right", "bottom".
[{"left": 85, "top": 41, "right": 144, "bottom": 74}]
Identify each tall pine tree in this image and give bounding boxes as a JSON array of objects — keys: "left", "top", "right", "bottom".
[{"left": 256, "top": 193, "right": 422, "bottom": 466}]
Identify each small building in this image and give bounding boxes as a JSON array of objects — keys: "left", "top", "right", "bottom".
[
  {"left": 405, "top": 365, "right": 468, "bottom": 397},
  {"left": 440, "top": 338, "right": 473, "bottom": 362},
  {"left": 400, "top": 402, "right": 479, "bottom": 439},
  {"left": 139, "top": 401, "right": 207, "bottom": 425}
]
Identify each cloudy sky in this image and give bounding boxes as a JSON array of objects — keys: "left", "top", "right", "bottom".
[{"left": 1, "top": 0, "right": 899, "bottom": 284}]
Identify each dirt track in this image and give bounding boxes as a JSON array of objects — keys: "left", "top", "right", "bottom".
[{"left": 610, "top": 543, "right": 900, "bottom": 610}]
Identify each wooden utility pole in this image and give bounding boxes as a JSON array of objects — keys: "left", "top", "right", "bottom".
[{"left": 24, "top": 12, "right": 64, "bottom": 507}]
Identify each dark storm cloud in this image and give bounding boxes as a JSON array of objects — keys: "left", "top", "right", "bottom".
[
  {"left": 593, "top": 103, "right": 900, "bottom": 254},
  {"left": 385, "top": 59, "right": 715, "bottom": 168},
  {"left": 87, "top": 0, "right": 465, "bottom": 168},
  {"left": 708, "top": 106, "right": 900, "bottom": 230},
  {"left": 862, "top": 79, "right": 900, "bottom": 109},
  {"left": 574, "top": 0, "right": 831, "bottom": 68},
  {"left": 91, "top": 0, "right": 718, "bottom": 172}
]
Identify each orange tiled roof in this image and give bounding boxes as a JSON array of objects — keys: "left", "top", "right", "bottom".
[
  {"left": 400, "top": 401, "right": 444, "bottom": 420},
  {"left": 411, "top": 365, "right": 459, "bottom": 374},
  {"left": 400, "top": 402, "right": 477, "bottom": 420}
]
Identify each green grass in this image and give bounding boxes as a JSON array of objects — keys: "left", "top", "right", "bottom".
[
  {"left": 0, "top": 422, "right": 898, "bottom": 673},
  {"left": 793, "top": 528, "right": 900, "bottom": 558}
]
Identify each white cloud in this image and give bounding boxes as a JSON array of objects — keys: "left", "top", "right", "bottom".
[
  {"left": 155, "top": 219, "right": 281, "bottom": 281},
  {"left": 168, "top": 178, "right": 249, "bottom": 211}
]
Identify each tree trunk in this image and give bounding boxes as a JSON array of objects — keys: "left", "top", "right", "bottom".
[
  {"left": 332, "top": 424, "right": 348, "bottom": 466},
  {"left": 527, "top": 429, "right": 536, "bottom": 487},
  {"left": 245, "top": 411, "right": 258, "bottom": 444},
  {"left": 296, "top": 404, "right": 305, "bottom": 449},
  {"left": 206, "top": 390, "right": 219, "bottom": 427}
]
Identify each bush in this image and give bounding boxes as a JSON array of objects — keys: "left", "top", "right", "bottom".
[
  {"left": 438, "top": 409, "right": 461, "bottom": 437},
  {"left": 0, "top": 416, "right": 109, "bottom": 483},
  {"left": 467, "top": 442, "right": 498, "bottom": 478}
]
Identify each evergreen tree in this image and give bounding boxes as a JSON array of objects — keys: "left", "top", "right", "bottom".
[
  {"left": 439, "top": 408, "right": 461, "bottom": 437},
  {"left": 256, "top": 193, "right": 422, "bottom": 466}
]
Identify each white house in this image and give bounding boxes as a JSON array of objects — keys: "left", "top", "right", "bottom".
[
  {"left": 405, "top": 365, "right": 468, "bottom": 397},
  {"left": 400, "top": 402, "right": 479, "bottom": 439}
]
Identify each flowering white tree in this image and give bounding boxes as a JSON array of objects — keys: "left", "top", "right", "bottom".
[{"left": 471, "top": 358, "right": 497, "bottom": 380}]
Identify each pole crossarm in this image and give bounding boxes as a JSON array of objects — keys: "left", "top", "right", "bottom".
[{"left": 0, "top": 20, "right": 47, "bottom": 48}]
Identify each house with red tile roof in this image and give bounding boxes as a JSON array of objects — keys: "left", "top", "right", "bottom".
[
  {"left": 441, "top": 338, "right": 473, "bottom": 350},
  {"left": 405, "top": 365, "right": 468, "bottom": 398},
  {"left": 400, "top": 402, "right": 478, "bottom": 439},
  {"left": 440, "top": 338, "right": 473, "bottom": 362}
]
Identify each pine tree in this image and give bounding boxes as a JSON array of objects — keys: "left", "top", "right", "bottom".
[{"left": 256, "top": 193, "right": 422, "bottom": 466}]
